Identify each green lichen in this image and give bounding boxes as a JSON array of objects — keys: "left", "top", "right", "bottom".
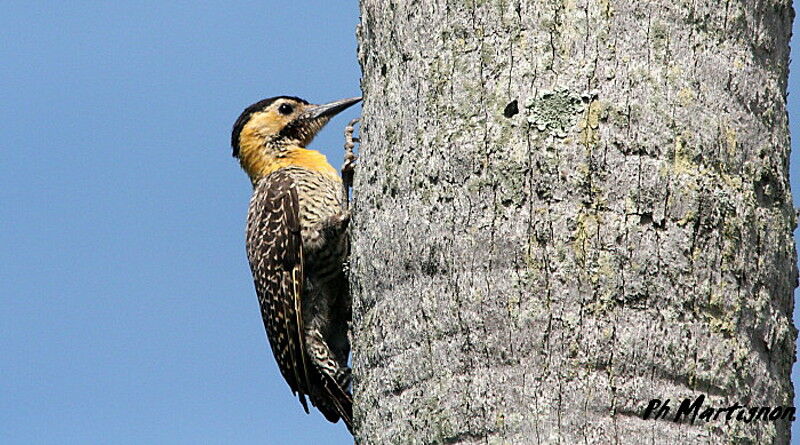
[
  {"left": 677, "top": 87, "right": 695, "bottom": 107},
  {"left": 465, "top": 157, "right": 529, "bottom": 208},
  {"left": 525, "top": 88, "right": 584, "bottom": 138},
  {"left": 426, "top": 398, "right": 457, "bottom": 444},
  {"left": 599, "top": 0, "right": 614, "bottom": 18},
  {"left": 671, "top": 134, "right": 697, "bottom": 175},
  {"left": 578, "top": 99, "right": 605, "bottom": 147},
  {"left": 702, "top": 289, "right": 737, "bottom": 338},
  {"left": 572, "top": 210, "right": 599, "bottom": 265},
  {"left": 666, "top": 65, "right": 683, "bottom": 84},
  {"left": 584, "top": 251, "right": 621, "bottom": 316},
  {"left": 651, "top": 21, "right": 668, "bottom": 44},
  {"left": 724, "top": 126, "right": 737, "bottom": 156}
]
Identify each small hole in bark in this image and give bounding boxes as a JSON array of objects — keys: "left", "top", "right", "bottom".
[
  {"left": 381, "top": 64, "right": 387, "bottom": 76},
  {"left": 754, "top": 172, "right": 778, "bottom": 207},
  {"left": 503, "top": 100, "right": 519, "bottom": 118},
  {"left": 638, "top": 212, "right": 666, "bottom": 229}
]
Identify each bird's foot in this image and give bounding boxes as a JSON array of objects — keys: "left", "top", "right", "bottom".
[
  {"left": 319, "top": 211, "right": 351, "bottom": 241},
  {"left": 335, "top": 367, "right": 352, "bottom": 392},
  {"left": 342, "top": 118, "right": 360, "bottom": 190},
  {"left": 324, "top": 210, "right": 350, "bottom": 231}
]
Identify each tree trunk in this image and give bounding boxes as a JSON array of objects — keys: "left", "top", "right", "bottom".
[{"left": 351, "top": 0, "right": 796, "bottom": 443}]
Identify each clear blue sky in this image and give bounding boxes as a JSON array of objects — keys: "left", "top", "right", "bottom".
[
  {"left": 0, "top": 2, "right": 359, "bottom": 444},
  {"left": 0, "top": 2, "right": 798, "bottom": 444}
]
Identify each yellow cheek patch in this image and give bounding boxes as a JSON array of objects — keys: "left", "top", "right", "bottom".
[
  {"left": 237, "top": 132, "right": 270, "bottom": 180},
  {"left": 243, "top": 111, "right": 290, "bottom": 140},
  {"left": 237, "top": 111, "right": 291, "bottom": 180}
]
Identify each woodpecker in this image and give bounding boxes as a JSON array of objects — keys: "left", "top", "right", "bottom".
[{"left": 231, "top": 95, "right": 360, "bottom": 431}]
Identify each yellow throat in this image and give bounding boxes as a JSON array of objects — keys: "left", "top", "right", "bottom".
[{"left": 238, "top": 138, "right": 340, "bottom": 185}]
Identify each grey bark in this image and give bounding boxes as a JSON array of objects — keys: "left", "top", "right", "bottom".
[{"left": 351, "top": 0, "right": 797, "bottom": 443}]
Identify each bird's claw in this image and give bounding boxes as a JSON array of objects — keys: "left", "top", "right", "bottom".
[
  {"left": 342, "top": 118, "right": 360, "bottom": 191},
  {"left": 335, "top": 367, "right": 352, "bottom": 391},
  {"left": 341, "top": 152, "right": 358, "bottom": 184},
  {"left": 323, "top": 211, "right": 351, "bottom": 234},
  {"left": 343, "top": 118, "right": 360, "bottom": 151}
]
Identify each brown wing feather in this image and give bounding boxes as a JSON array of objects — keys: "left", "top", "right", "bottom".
[
  {"left": 247, "top": 169, "right": 353, "bottom": 431},
  {"left": 246, "top": 170, "right": 311, "bottom": 411}
]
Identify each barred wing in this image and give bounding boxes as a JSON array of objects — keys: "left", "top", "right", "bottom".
[{"left": 246, "top": 170, "right": 311, "bottom": 412}]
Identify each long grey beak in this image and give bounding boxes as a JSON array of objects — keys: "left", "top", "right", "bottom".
[{"left": 302, "top": 96, "right": 362, "bottom": 120}]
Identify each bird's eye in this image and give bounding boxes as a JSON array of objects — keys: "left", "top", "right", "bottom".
[{"left": 278, "top": 103, "right": 294, "bottom": 115}]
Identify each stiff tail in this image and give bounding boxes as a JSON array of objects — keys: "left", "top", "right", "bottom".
[{"left": 311, "top": 374, "right": 353, "bottom": 433}]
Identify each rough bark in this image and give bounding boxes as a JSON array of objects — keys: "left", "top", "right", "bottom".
[{"left": 351, "top": 0, "right": 796, "bottom": 443}]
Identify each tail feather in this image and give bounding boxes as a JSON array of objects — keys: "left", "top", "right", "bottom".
[{"left": 311, "top": 375, "right": 353, "bottom": 433}]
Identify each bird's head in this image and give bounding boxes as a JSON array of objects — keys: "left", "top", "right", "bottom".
[{"left": 231, "top": 96, "right": 361, "bottom": 181}]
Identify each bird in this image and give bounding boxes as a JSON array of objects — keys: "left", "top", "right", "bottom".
[{"left": 230, "top": 95, "right": 361, "bottom": 431}]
